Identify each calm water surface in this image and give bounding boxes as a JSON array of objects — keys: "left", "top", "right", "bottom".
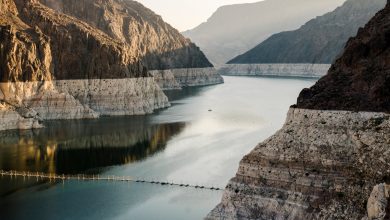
[{"left": 0, "top": 76, "right": 316, "bottom": 220}]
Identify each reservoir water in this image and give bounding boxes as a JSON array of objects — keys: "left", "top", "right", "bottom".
[{"left": 0, "top": 76, "right": 316, "bottom": 220}]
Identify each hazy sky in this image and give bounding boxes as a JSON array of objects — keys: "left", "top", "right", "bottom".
[{"left": 137, "top": 0, "right": 261, "bottom": 31}]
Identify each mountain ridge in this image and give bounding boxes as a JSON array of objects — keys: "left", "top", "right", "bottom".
[
  {"left": 229, "top": 0, "right": 386, "bottom": 64},
  {"left": 183, "top": 0, "right": 346, "bottom": 65}
]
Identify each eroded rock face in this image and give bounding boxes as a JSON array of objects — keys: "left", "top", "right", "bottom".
[
  {"left": 13, "top": 0, "right": 147, "bottom": 80},
  {"left": 207, "top": 108, "right": 390, "bottom": 219},
  {"left": 367, "top": 184, "right": 390, "bottom": 220},
  {"left": 0, "top": 103, "right": 43, "bottom": 131},
  {"left": 0, "top": 0, "right": 173, "bottom": 131},
  {"left": 297, "top": 1, "right": 390, "bottom": 113},
  {"left": 55, "top": 78, "right": 170, "bottom": 116},
  {"left": 209, "top": 2, "right": 390, "bottom": 219},
  {"left": 0, "top": 0, "right": 53, "bottom": 82},
  {"left": 38, "top": 0, "right": 213, "bottom": 70}
]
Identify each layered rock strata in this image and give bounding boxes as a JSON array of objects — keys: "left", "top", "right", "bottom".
[
  {"left": 55, "top": 78, "right": 169, "bottom": 115},
  {"left": 207, "top": 108, "right": 390, "bottom": 219},
  {"left": 0, "top": 78, "right": 169, "bottom": 130},
  {"left": 0, "top": 0, "right": 219, "bottom": 131},
  {"left": 149, "top": 68, "right": 224, "bottom": 90},
  {"left": 218, "top": 64, "right": 331, "bottom": 78},
  {"left": 37, "top": 0, "right": 221, "bottom": 87},
  {"left": 209, "top": 1, "right": 390, "bottom": 219}
]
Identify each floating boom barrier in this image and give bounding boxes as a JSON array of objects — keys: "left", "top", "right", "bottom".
[{"left": 0, "top": 170, "right": 223, "bottom": 191}]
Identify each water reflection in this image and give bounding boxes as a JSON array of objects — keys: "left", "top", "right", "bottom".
[
  {"left": 0, "top": 117, "right": 185, "bottom": 175},
  {"left": 0, "top": 77, "right": 318, "bottom": 220}
]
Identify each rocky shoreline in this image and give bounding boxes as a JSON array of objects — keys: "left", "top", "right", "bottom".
[
  {"left": 0, "top": 0, "right": 224, "bottom": 131},
  {"left": 208, "top": 1, "right": 390, "bottom": 218},
  {"left": 0, "top": 78, "right": 170, "bottom": 131},
  {"left": 218, "top": 64, "right": 331, "bottom": 78},
  {"left": 207, "top": 108, "right": 390, "bottom": 219}
]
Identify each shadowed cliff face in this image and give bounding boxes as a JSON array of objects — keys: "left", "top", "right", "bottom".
[
  {"left": 0, "top": 0, "right": 213, "bottom": 82},
  {"left": 38, "top": 0, "right": 213, "bottom": 70},
  {"left": 297, "top": 1, "right": 390, "bottom": 113},
  {"left": 0, "top": 0, "right": 53, "bottom": 82},
  {"left": 14, "top": 0, "right": 148, "bottom": 80}
]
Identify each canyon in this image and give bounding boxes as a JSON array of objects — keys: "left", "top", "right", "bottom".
[
  {"left": 0, "top": 0, "right": 222, "bottom": 131},
  {"left": 208, "top": 1, "right": 390, "bottom": 219}
]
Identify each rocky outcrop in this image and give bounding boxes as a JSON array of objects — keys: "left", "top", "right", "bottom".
[
  {"left": 297, "top": 0, "right": 390, "bottom": 113},
  {"left": 229, "top": 0, "right": 386, "bottom": 64},
  {"left": 218, "top": 64, "right": 331, "bottom": 78},
  {"left": 0, "top": 81, "right": 98, "bottom": 120},
  {"left": 207, "top": 108, "right": 390, "bottom": 219},
  {"left": 0, "top": 1, "right": 53, "bottom": 82},
  {"left": 13, "top": 0, "right": 147, "bottom": 80},
  {"left": 209, "top": 1, "right": 390, "bottom": 219},
  {"left": 183, "top": 0, "right": 345, "bottom": 65},
  {"left": 38, "top": 0, "right": 213, "bottom": 70},
  {"left": 55, "top": 78, "right": 169, "bottom": 115},
  {"left": 0, "top": 78, "right": 169, "bottom": 129},
  {"left": 0, "top": 103, "right": 43, "bottom": 131},
  {"left": 0, "top": 0, "right": 219, "bottom": 131},
  {"left": 366, "top": 184, "right": 390, "bottom": 220}
]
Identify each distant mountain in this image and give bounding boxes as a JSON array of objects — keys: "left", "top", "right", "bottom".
[
  {"left": 229, "top": 0, "right": 386, "bottom": 64},
  {"left": 183, "top": 0, "right": 346, "bottom": 65}
]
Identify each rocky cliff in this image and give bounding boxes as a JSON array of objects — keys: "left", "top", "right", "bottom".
[
  {"left": 0, "top": 0, "right": 53, "bottom": 82},
  {"left": 37, "top": 0, "right": 223, "bottom": 87},
  {"left": 38, "top": 0, "right": 213, "bottom": 71},
  {"left": 0, "top": 0, "right": 173, "bottom": 131},
  {"left": 0, "top": 0, "right": 222, "bottom": 131},
  {"left": 208, "top": 1, "right": 390, "bottom": 219},
  {"left": 229, "top": 0, "right": 386, "bottom": 65},
  {"left": 14, "top": 0, "right": 147, "bottom": 80},
  {"left": 183, "top": 0, "right": 345, "bottom": 65},
  {"left": 297, "top": 0, "right": 390, "bottom": 113}
]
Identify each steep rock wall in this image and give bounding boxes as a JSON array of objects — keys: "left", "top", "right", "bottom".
[
  {"left": 55, "top": 78, "right": 170, "bottom": 116},
  {"left": 0, "top": 0, "right": 171, "bottom": 131},
  {"left": 13, "top": 0, "right": 147, "bottom": 80},
  {"left": 208, "top": 108, "right": 390, "bottom": 219},
  {"left": 209, "top": 1, "right": 390, "bottom": 219},
  {"left": 38, "top": 0, "right": 213, "bottom": 70},
  {"left": 297, "top": 0, "right": 390, "bottom": 113}
]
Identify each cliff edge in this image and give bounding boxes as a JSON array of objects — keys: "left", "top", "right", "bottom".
[{"left": 208, "top": 1, "right": 390, "bottom": 219}]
